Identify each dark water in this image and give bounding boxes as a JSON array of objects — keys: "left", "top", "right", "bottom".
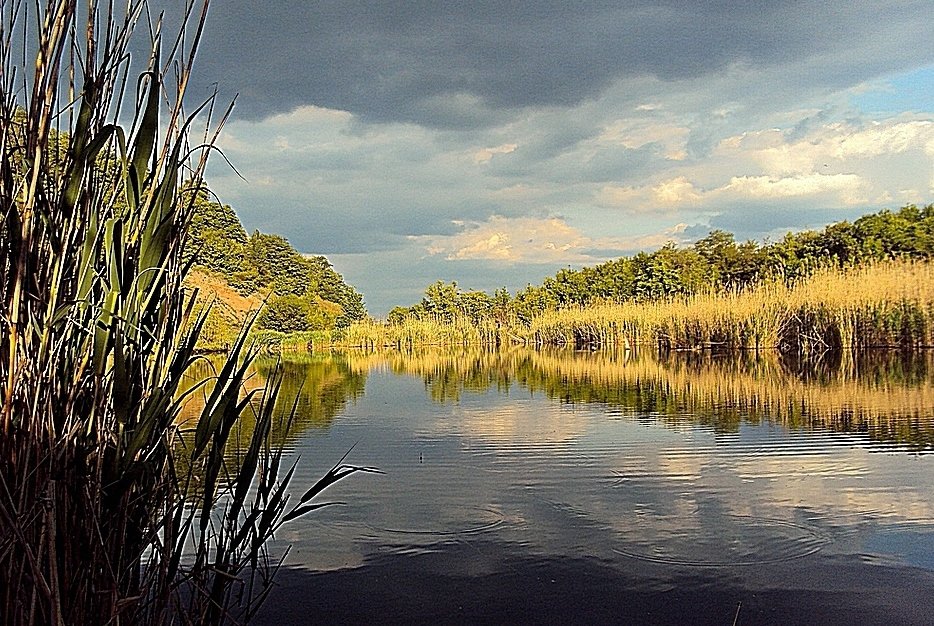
[{"left": 250, "top": 348, "right": 934, "bottom": 625}]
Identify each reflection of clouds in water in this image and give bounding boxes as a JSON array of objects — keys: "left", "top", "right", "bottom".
[
  {"left": 276, "top": 349, "right": 934, "bottom": 580},
  {"left": 558, "top": 446, "right": 710, "bottom": 540},
  {"left": 728, "top": 450, "right": 934, "bottom": 523},
  {"left": 453, "top": 403, "right": 589, "bottom": 445},
  {"left": 839, "top": 491, "right": 934, "bottom": 524},
  {"left": 657, "top": 451, "right": 706, "bottom": 482},
  {"left": 561, "top": 428, "right": 934, "bottom": 565},
  {"left": 733, "top": 455, "right": 870, "bottom": 480},
  {"left": 629, "top": 498, "right": 703, "bottom": 534},
  {"left": 277, "top": 523, "right": 369, "bottom": 572}
]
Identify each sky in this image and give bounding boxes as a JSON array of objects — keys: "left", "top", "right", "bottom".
[{"left": 175, "top": 1, "right": 933, "bottom": 316}]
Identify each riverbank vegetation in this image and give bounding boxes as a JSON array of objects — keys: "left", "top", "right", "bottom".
[
  {"left": 344, "top": 204, "right": 934, "bottom": 354},
  {"left": 0, "top": 2, "right": 371, "bottom": 624},
  {"left": 523, "top": 260, "right": 934, "bottom": 351}
]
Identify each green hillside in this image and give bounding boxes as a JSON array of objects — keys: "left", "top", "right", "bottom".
[{"left": 183, "top": 189, "right": 365, "bottom": 349}]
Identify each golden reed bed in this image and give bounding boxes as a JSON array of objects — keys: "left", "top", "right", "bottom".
[{"left": 343, "top": 261, "right": 934, "bottom": 354}]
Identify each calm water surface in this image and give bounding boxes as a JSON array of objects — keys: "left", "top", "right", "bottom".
[{"left": 249, "top": 348, "right": 934, "bottom": 625}]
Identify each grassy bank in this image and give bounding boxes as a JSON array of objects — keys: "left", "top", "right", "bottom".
[
  {"left": 187, "top": 270, "right": 348, "bottom": 353},
  {"left": 186, "top": 268, "right": 264, "bottom": 350},
  {"left": 341, "top": 260, "right": 934, "bottom": 353}
]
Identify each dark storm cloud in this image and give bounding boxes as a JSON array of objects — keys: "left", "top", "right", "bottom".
[
  {"left": 190, "top": 1, "right": 932, "bottom": 128},
  {"left": 269, "top": 210, "right": 468, "bottom": 255}
]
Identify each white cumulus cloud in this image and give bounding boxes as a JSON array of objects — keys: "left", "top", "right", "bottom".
[
  {"left": 720, "top": 173, "right": 870, "bottom": 204},
  {"left": 596, "top": 176, "right": 701, "bottom": 211},
  {"left": 595, "top": 117, "right": 933, "bottom": 213},
  {"left": 411, "top": 216, "right": 689, "bottom": 264}
]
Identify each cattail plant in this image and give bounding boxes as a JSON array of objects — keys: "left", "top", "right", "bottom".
[{"left": 0, "top": 2, "right": 375, "bottom": 624}]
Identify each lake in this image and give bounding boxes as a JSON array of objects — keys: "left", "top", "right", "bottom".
[{"left": 242, "top": 347, "right": 934, "bottom": 625}]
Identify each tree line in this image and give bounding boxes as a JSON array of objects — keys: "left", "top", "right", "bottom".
[{"left": 389, "top": 203, "right": 934, "bottom": 326}]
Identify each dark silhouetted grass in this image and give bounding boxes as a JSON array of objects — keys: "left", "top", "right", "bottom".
[{"left": 0, "top": 2, "right": 374, "bottom": 624}]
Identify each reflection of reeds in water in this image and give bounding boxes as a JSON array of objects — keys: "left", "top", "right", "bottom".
[
  {"left": 338, "top": 346, "right": 934, "bottom": 449},
  {"left": 521, "top": 350, "right": 934, "bottom": 448},
  {"left": 178, "top": 355, "right": 367, "bottom": 451}
]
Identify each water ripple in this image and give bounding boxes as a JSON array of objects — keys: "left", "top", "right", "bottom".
[
  {"left": 366, "top": 505, "right": 506, "bottom": 538},
  {"left": 612, "top": 513, "right": 832, "bottom": 567}
]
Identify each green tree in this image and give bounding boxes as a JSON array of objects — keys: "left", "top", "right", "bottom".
[
  {"left": 543, "top": 267, "right": 592, "bottom": 307},
  {"left": 422, "top": 281, "right": 461, "bottom": 323},
  {"left": 259, "top": 295, "right": 313, "bottom": 332},
  {"left": 305, "top": 255, "right": 366, "bottom": 327},
  {"left": 244, "top": 232, "right": 310, "bottom": 296},
  {"left": 183, "top": 189, "right": 248, "bottom": 273},
  {"left": 387, "top": 306, "right": 415, "bottom": 324},
  {"left": 631, "top": 244, "right": 705, "bottom": 299},
  {"left": 593, "top": 258, "right": 636, "bottom": 301},
  {"left": 511, "top": 284, "right": 557, "bottom": 325},
  {"left": 458, "top": 290, "right": 495, "bottom": 325}
]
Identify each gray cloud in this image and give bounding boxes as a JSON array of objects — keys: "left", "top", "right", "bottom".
[{"left": 190, "top": 1, "right": 933, "bottom": 128}]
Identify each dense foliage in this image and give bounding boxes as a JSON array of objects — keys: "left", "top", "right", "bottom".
[
  {"left": 184, "top": 189, "right": 366, "bottom": 331},
  {"left": 389, "top": 204, "right": 934, "bottom": 326}
]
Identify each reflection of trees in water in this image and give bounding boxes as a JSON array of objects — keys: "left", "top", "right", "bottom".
[
  {"left": 179, "top": 354, "right": 367, "bottom": 454},
  {"left": 252, "top": 355, "right": 367, "bottom": 434},
  {"left": 173, "top": 355, "right": 365, "bottom": 501},
  {"left": 344, "top": 347, "right": 934, "bottom": 450}
]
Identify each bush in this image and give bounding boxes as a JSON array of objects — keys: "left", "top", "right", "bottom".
[{"left": 259, "top": 294, "right": 339, "bottom": 332}]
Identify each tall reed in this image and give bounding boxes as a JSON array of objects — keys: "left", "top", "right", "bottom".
[
  {"left": 340, "top": 313, "right": 495, "bottom": 348},
  {"left": 346, "top": 261, "right": 934, "bottom": 353},
  {"left": 521, "top": 261, "right": 934, "bottom": 353},
  {"left": 0, "top": 3, "right": 373, "bottom": 624}
]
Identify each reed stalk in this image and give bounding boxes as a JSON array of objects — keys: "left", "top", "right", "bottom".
[{"left": 0, "top": 3, "right": 374, "bottom": 624}]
